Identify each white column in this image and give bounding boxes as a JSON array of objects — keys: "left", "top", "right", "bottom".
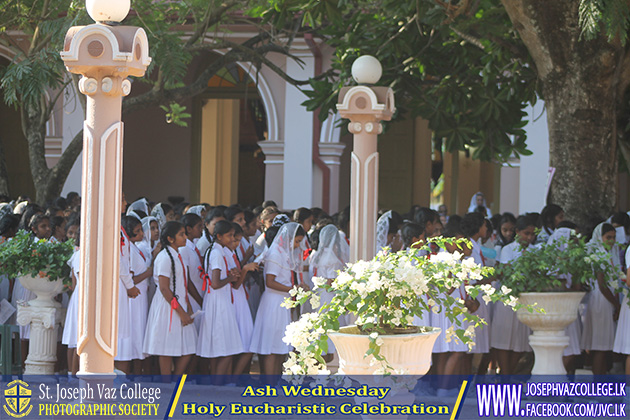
[
  {"left": 258, "top": 141, "right": 285, "bottom": 207},
  {"left": 283, "top": 53, "right": 314, "bottom": 209}
]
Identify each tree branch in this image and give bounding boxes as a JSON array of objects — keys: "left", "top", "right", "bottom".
[{"left": 184, "top": 0, "right": 239, "bottom": 48}]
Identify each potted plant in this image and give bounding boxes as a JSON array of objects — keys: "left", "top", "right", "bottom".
[
  {"left": 282, "top": 237, "right": 519, "bottom": 378},
  {"left": 497, "top": 231, "right": 618, "bottom": 374},
  {"left": 0, "top": 230, "right": 74, "bottom": 307}
]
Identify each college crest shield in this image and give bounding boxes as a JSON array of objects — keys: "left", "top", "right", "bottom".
[{"left": 4, "top": 380, "right": 32, "bottom": 418}]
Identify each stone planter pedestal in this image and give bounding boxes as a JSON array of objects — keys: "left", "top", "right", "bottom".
[
  {"left": 16, "top": 274, "right": 65, "bottom": 375},
  {"left": 329, "top": 325, "right": 441, "bottom": 420},
  {"left": 517, "top": 292, "right": 585, "bottom": 375}
]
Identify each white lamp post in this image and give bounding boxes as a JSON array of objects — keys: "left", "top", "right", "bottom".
[
  {"left": 60, "top": 0, "right": 151, "bottom": 376},
  {"left": 337, "top": 56, "right": 395, "bottom": 262}
]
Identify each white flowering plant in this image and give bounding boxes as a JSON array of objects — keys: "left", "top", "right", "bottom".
[
  {"left": 282, "top": 237, "right": 522, "bottom": 376},
  {"left": 497, "top": 235, "right": 619, "bottom": 296}
]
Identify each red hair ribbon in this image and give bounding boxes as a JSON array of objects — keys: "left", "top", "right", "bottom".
[
  {"left": 303, "top": 248, "right": 312, "bottom": 261},
  {"left": 199, "top": 266, "right": 211, "bottom": 292},
  {"left": 169, "top": 297, "right": 179, "bottom": 332}
]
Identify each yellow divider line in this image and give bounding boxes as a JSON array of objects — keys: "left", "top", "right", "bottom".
[
  {"left": 450, "top": 380, "right": 468, "bottom": 420},
  {"left": 169, "top": 374, "right": 187, "bottom": 418}
]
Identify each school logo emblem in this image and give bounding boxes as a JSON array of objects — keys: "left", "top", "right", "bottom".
[{"left": 4, "top": 380, "right": 32, "bottom": 418}]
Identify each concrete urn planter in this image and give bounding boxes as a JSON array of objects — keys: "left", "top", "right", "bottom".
[
  {"left": 517, "top": 292, "right": 585, "bottom": 375},
  {"left": 328, "top": 325, "right": 442, "bottom": 376},
  {"left": 16, "top": 274, "right": 65, "bottom": 374}
]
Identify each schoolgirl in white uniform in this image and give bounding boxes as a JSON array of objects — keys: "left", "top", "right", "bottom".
[
  {"left": 62, "top": 234, "right": 81, "bottom": 376},
  {"left": 614, "top": 243, "right": 630, "bottom": 375},
  {"left": 179, "top": 214, "right": 205, "bottom": 331},
  {"left": 143, "top": 221, "right": 197, "bottom": 376},
  {"left": 226, "top": 223, "right": 259, "bottom": 375},
  {"left": 197, "top": 220, "right": 243, "bottom": 376},
  {"left": 491, "top": 215, "right": 535, "bottom": 375},
  {"left": 581, "top": 222, "right": 622, "bottom": 375},
  {"left": 196, "top": 208, "right": 226, "bottom": 258},
  {"left": 250, "top": 222, "right": 308, "bottom": 375}
]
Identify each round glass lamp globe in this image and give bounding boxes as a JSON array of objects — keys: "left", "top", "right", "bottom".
[
  {"left": 351, "top": 55, "right": 382, "bottom": 84},
  {"left": 86, "top": 0, "right": 131, "bottom": 23}
]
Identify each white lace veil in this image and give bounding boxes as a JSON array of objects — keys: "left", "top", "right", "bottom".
[
  {"left": 141, "top": 216, "right": 158, "bottom": 251},
  {"left": 468, "top": 192, "right": 487, "bottom": 213},
  {"left": 588, "top": 222, "right": 620, "bottom": 268},
  {"left": 127, "top": 198, "right": 149, "bottom": 219},
  {"left": 151, "top": 203, "right": 167, "bottom": 229},
  {"left": 186, "top": 205, "right": 204, "bottom": 217},
  {"left": 376, "top": 210, "right": 392, "bottom": 254},
  {"left": 312, "top": 225, "right": 347, "bottom": 277},
  {"left": 265, "top": 222, "right": 306, "bottom": 272}
]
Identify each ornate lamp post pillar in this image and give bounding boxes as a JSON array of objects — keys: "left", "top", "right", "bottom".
[
  {"left": 337, "top": 56, "right": 395, "bottom": 262},
  {"left": 60, "top": 0, "right": 151, "bottom": 375}
]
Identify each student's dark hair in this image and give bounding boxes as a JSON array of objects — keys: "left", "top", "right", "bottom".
[
  {"left": 53, "top": 197, "right": 68, "bottom": 210},
  {"left": 74, "top": 227, "right": 81, "bottom": 248},
  {"left": 232, "top": 222, "right": 243, "bottom": 236},
  {"left": 160, "top": 221, "right": 184, "bottom": 298},
  {"left": 181, "top": 213, "right": 202, "bottom": 232},
  {"left": 541, "top": 204, "right": 564, "bottom": 234},
  {"left": 214, "top": 205, "right": 227, "bottom": 216},
  {"left": 214, "top": 220, "right": 235, "bottom": 237},
  {"left": 387, "top": 211, "right": 403, "bottom": 235},
  {"left": 601, "top": 223, "right": 615, "bottom": 236},
  {"left": 133, "top": 210, "right": 148, "bottom": 219},
  {"left": 66, "top": 212, "right": 80, "bottom": 228},
  {"left": 265, "top": 226, "right": 280, "bottom": 246},
  {"left": 556, "top": 220, "right": 578, "bottom": 230},
  {"left": 19, "top": 204, "right": 43, "bottom": 231},
  {"left": 484, "top": 219, "right": 493, "bottom": 235},
  {"left": 243, "top": 210, "right": 256, "bottom": 225},
  {"left": 525, "top": 212, "right": 543, "bottom": 229},
  {"left": 443, "top": 215, "right": 463, "bottom": 238},
  {"left": 461, "top": 212, "right": 486, "bottom": 238},
  {"left": 337, "top": 206, "right": 350, "bottom": 232},
  {"left": 515, "top": 214, "right": 537, "bottom": 232},
  {"left": 315, "top": 217, "right": 334, "bottom": 231},
  {"left": 310, "top": 228, "right": 322, "bottom": 250},
  {"left": 224, "top": 205, "right": 244, "bottom": 222},
  {"left": 475, "top": 205, "right": 487, "bottom": 216},
  {"left": 414, "top": 207, "right": 439, "bottom": 228},
  {"left": 29, "top": 213, "right": 49, "bottom": 236},
  {"left": 497, "top": 213, "right": 517, "bottom": 246},
  {"left": 490, "top": 213, "right": 502, "bottom": 231},
  {"left": 293, "top": 207, "right": 313, "bottom": 224},
  {"left": 66, "top": 192, "right": 79, "bottom": 204},
  {"left": 202, "top": 207, "right": 225, "bottom": 243},
  {"left": 401, "top": 222, "right": 424, "bottom": 249},
  {"left": 295, "top": 225, "right": 306, "bottom": 238},
  {"left": 45, "top": 206, "right": 62, "bottom": 218},
  {"left": 310, "top": 207, "right": 326, "bottom": 223},
  {"left": 262, "top": 200, "right": 277, "bottom": 208},
  {"left": 0, "top": 214, "right": 19, "bottom": 237},
  {"left": 158, "top": 202, "right": 173, "bottom": 217},
  {"left": 50, "top": 216, "right": 66, "bottom": 235},
  {"left": 122, "top": 215, "right": 142, "bottom": 239},
  {"left": 611, "top": 212, "right": 630, "bottom": 231}
]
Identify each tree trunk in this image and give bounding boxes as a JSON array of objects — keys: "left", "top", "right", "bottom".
[
  {"left": 0, "top": 139, "right": 11, "bottom": 197},
  {"left": 502, "top": 0, "right": 629, "bottom": 227}
]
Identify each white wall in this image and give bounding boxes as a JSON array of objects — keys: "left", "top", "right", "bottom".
[
  {"left": 61, "top": 83, "right": 85, "bottom": 197},
  {"left": 518, "top": 102, "right": 550, "bottom": 215}
]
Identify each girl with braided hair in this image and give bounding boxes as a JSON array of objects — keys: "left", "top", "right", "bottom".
[{"left": 143, "top": 221, "right": 196, "bottom": 376}]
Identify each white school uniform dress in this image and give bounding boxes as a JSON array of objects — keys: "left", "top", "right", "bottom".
[
  {"left": 197, "top": 243, "right": 243, "bottom": 358},
  {"left": 117, "top": 242, "right": 150, "bottom": 361},
  {"left": 613, "top": 247, "right": 630, "bottom": 354},
  {"left": 180, "top": 239, "right": 204, "bottom": 331},
  {"left": 490, "top": 241, "right": 531, "bottom": 352},
  {"left": 249, "top": 247, "right": 294, "bottom": 355},
  {"left": 115, "top": 229, "right": 133, "bottom": 361},
  {"left": 468, "top": 239, "right": 490, "bottom": 354},
  {"left": 196, "top": 234, "right": 213, "bottom": 260},
  {"left": 143, "top": 246, "right": 197, "bottom": 357},
  {"left": 581, "top": 225, "right": 619, "bottom": 352},
  {"left": 62, "top": 248, "right": 81, "bottom": 348},
  {"left": 225, "top": 247, "right": 254, "bottom": 352}
]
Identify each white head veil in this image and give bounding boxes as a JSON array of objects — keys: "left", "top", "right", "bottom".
[
  {"left": 13, "top": 201, "right": 28, "bottom": 215},
  {"left": 312, "top": 225, "right": 347, "bottom": 277},
  {"left": 376, "top": 210, "right": 392, "bottom": 254},
  {"left": 151, "top": 203, "right": 167, "bottom": 229},
  {"left": 265, "top": 222, "right": 306, "bottom": 272},
  {"left": 588, "top": 222, "right": 620, "bottom": 268},
  {"left": 127, "top": 198, "right": 149, "bottom": 219},
  {"left": 141, "top": 216, "right": 159, "bottom": 251},
  {"left": 186, "top": 205, "right": 204, "bottom": 217}
]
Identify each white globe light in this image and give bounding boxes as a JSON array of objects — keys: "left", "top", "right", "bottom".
[
  {"left": 86, "top": 0, "right": 131, "bottom": 23},
  {"left": 351, "top": 55, "right": 382, "bottom": 84}
]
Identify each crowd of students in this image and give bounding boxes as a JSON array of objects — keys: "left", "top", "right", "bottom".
[{"left": 0, "top": 190, "right": 628, "bottom": 381}]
